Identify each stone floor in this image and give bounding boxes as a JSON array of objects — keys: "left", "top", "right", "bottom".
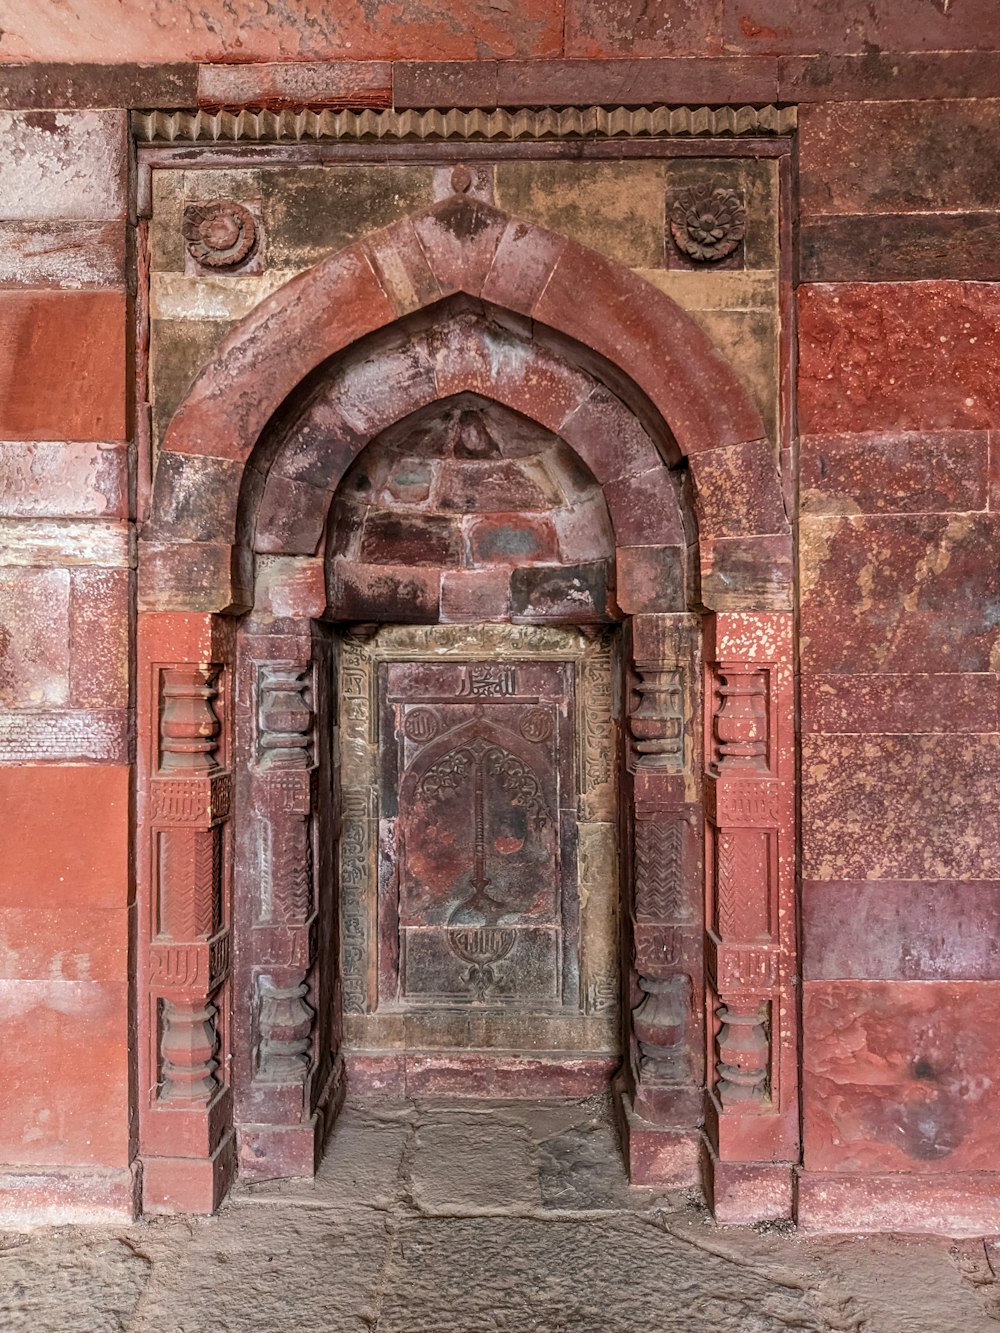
[{"left": 2, "top": 1095, "right": 999, "bottom": 1332}]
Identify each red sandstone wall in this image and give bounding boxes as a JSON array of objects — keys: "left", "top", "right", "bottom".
[{"left": 2, "top": 1, "right": 1000, "bottom": 1226}]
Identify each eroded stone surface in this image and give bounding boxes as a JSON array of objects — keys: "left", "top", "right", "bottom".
[{"left": 2, "top": 1100, "right": 997, "bottom": 1333}]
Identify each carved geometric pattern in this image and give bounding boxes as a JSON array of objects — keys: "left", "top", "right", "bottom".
[
  {"left": 158, "top": 827, "right": 219, "bottom": 940},
  {"left": 715, "top": 830, "right": 768, "bottom": 942},
  {"left": 634, "top": 818, "right": 684, "bottom": 921},
  {"left": 134, "top": 105, "right": 798, "bottom": 146},
  {"left": 271, "top": 818, "right": 312, "bottom": 925}
]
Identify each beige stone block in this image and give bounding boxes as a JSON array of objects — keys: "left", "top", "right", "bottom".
[{"left": 495, "top": 160, "right": 667, "bottom": 269}]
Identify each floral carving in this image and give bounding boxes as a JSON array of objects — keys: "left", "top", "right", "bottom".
[
  {"left": 183, "top": 200, "right": 257, "bottom": 269},
  {"left": 669, "top": 185, "right": 745, "bottom": 263}
]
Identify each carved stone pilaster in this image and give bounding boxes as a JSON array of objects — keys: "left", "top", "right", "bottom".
[
  {"left": 633, "top": 973, "right": 692, "bottom": 1085},
  {"left": 704, "top": 612, "right": 796, "bottom": 1165},
  {"left": 160, "top": 666, "right": 222, "bottom": 773},
  {"left": 715, "top": 1002, "right": 770, "bottom": 1107},
  {"left": 629, "top": 665, "right": 683, "bottom": 771},
  {"left": 256, "top": 979, "right": 314, "bottom": 1083},
  {"left": 160, "top": 999, "right": 220, "bottom": 1104},
  {"left": 258, "top": 665, "right": 313, "bottom": 769}
]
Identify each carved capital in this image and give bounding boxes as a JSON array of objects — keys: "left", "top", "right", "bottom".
[
  {"left": 629, "top": 665, "right": 684, "bottom": 771},
  {"left": 258, "top": 664, "right": 313, "bottom": 770},
  {"left": 715, "top": 1001, "right": 770, "bottom": 1108},
  {"left": 712, "top": 665, "right": 767, "bottom": 772},
  {"left": 634, "top": 973, "right": 692, "bottom": 1085},
  {"left": 256, "top": 979, "right": 314, "bottom": 1083},
  {"left": 159, "top": 999, "right": 219, "bottom": 1104}
]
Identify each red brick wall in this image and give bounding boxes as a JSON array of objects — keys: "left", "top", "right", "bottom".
[{"left": 1, "top": 2, "right": 999, "bottom": 1227}]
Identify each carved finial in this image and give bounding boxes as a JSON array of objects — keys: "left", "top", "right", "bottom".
[{"left": 451, "top": 163, "right": 473, "bottom": 194}]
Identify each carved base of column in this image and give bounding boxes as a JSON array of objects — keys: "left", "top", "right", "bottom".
[
  {"left": 702, "top": 1144, "right": 794, "bottom": 1224},
  {"left": 613, "top": 1076, "right": 702, "bottom": 1188},
  {"left": 0, "top": 1164, "right": 140, "bottom": 1226},
  {"left": 141, "top": 1131, "right": 237, "bottom": 1215},
  {"left": 236, "top": 1058, "right": 345, "bottom": 1182}
]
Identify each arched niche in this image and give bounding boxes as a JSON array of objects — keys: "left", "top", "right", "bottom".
[{"left": 134, "top": 194, "right": 797, "bottom": 1226}]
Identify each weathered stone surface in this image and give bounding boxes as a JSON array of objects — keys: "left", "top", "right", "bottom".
[
  {"left": 0, "top": 2, "right": 563, "bottom": 61},
  {"left": 0, "top": 566, "right": 70, "bottom": 708},
  {"left": 800, "top": 431, "right": 989, "bottom": 516},
  {"left": 198, "top": 61, "right": 391, "bottom": 108},
  {"left": 803, "top": 980, "right": 1000, "bottom": 1174},
  {"left": 800, "top": 514, "right": 1000, "bottom": 674},
  {"left": 725, "top": 0, "right": 1000, "bottom": 54},
  {"left": 565, "top": 0, "right": 726, "bottom": 57},
  {"left": 800, "top": 214, "right": 1000, "bottom": 284},
  {"left": 798, "top": 282, "right": 1000, "bottom": 436},
  {"left": 803, "top": 880, "right": 1000, "bottom": 982},
  {"left": 0, "top": 111, "right": 127, "bottom": 223},
  {"left": 393, "top": 59, "right": 501, "bottom": 109},
  {"left": 261, "top": 164, "right": 434, "bottom": 269},
  {"left": 799, "top": 100, "right": 1000, "bottom": 217},
  {"left": 0, "top": 221, "right": 126, "bottom": 289},
  {"left": 779, "top": 50, "right": 1000, "bottom": 102},
  {"left": 498, "top": 56, "right": 778, "bottom": 104},
  {"left": 0, "top": 292, "right": 126, "bottom": 442},
  {"left": 0, "top": 62, "right": 196, "bottom": 109},
  {"left": 802, "top": 733, "right": 1000, "bottom": 882},
  {"left": 495, "top": 161, "right": 671, "bottom": 270},
  {"left": 802, "top": 673, "right": 998, "bottom": 736},
  {"left": 408, "top": 1118, "right": 541, "bottom": 1211}
]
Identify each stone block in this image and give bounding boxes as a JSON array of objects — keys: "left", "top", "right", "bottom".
[
  {"left": 509, "top": 560, "right": 612, "bottom": 622},
  {"left": 724, "top": 0, "right": 1000, "bottom": 55},
  {"left": 0, "top": 765, "right": 129, "bottom": 909},
  {"left": 565, "top": 0, "right": 726, "bottom": 57},
  {"left": 150, "top": 451, "right": 245, "bottom": 545},
  {"left": 800, "top": 431, "right": 989, "bottom": 516},
  {"left": 0, "top": 291, "right": 126, "bottom": 442},
  {"left": 799, "top": 100, "right": 1000, "bottom": 218},
  {"left": 365, "top": 216, "right": 444, "bottom": 319},
  {"left": 559, "top": 387, "right": 662, "bottom": 485},
  {"left": 411, "top": 197, "right": 508, "bottom": 298},
  {"left": 497, "top": 56, "right": 778, "bottom": 105},
  {"left": 800, "top": 214, "right": 1000, "bottom": 284},
  {"left": 150, "top": 317, "right": 236, "bottom": 449},
  {"left": 262, "top": 165, "right": 433, "bottom": 269},
  {"left": 68, "top": 569, "right": 129, "bottom": 711},
  {"left": 0, "top": 441, "right": 127, "bottom": 520},
  {"left": 801, "top": 673, "right": 998, "bottom": 736},
  {"left": 803, "top": 980, "right": 1000, "bottom": 1175},
  {"left": 0, "top": 518, "right": 130, "bottom": 568},
  {"left": 198, "top": 61, "right": 391, "bottom": 109},
  {"left": 796, "top": 1168, "right": 1000, "bottom": 1236},
  {"left": 800, "top": 513, "right": 1000, "bottom": 674},
  {"left": 440, "top": 568, "right": 510, "bottom": 622},
  {"left": 699, "top": 535, "right": 792, "bottom": 611},
  {"left": 0, "top": 1, "right": 563, "bottom": 61},
  {"left": 137, "top": 540, "right": 239, "bottom": 614},
  {"left": 327, "top": 558, "right": 440, "bottom": 623},
  {"left": 494, "top": 161, "right": 668, "bottom": 270},
  {"left": 0, "top": 111, "right": 127, "bottom": 222},
  {"left": 685, "top": 308, "right": 779, "bottom": 444},
  {"left": 468, "top": 514, "right": 558, "bottom": 566},
  {"left": 0, "top": 905, "right": 129, "bottom": 983},
  {"left": 361, "top": 512, "right": 462, "bottom": 567},
  {"left": 801, "top": 733, "right": 1000, "bottom": 882},
  {"left": 0, "top": 566, "right": 71, "bottom": 708},
  {"left": 779, "top": 50, "right": 1000, "bottom": 102},
  {"left": 393, "top": 60, "right": 500, "bottom": 109},
  {"left": 434, "top": 459, "right": 556, "bottom": 514},
  {"left": 798, "top": 282, "right": 1000, "bottom": 435},
  {"left": 802, "top": 881, "right": 1000, "bottom": 982},
  {"left": 616, "top": 546, "right": 686, "bottom": 614},
  {"left": 706, "top": 1156, "right": 794, "bottom": 1225},
  {"left": 252, "top": 556, "right": 326, "bottom": 624},
  {"left": 0, "top": 709, "right": 129, "bottom": 764},
  {"left": 0, "top": 221, "right": 126, "bottom": 289},
  {"left": 0, "top": 978, "right": 130, "bottom": 1167},
  {"left": 602, "top": 468, "right": 686, "bottom": 546},
  {"left": 689, "top": 440, "right": 788, "bottom": 540},
  {"left": 552, "top": 496, "right": 615, "bottom": 565},
  {"left": 0, "top": 63, "right": 195, "bottom": 109}
]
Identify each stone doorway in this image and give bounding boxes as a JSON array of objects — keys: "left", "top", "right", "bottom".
[{"left": 338, "top": 624, "right": 621, "bottom": 1096}]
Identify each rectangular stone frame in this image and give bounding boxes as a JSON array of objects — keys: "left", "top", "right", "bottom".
[{"left": 336, "top": 622, "right": 621, "bottom": 1096}]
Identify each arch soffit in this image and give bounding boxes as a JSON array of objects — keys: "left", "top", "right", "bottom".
[{"left": 144, "top": 196, "right": 790, "bottom": 614}]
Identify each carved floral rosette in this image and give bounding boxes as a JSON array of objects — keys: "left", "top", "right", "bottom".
[{"left": 669, "top": 185, "right": 746, "bottom": 263}]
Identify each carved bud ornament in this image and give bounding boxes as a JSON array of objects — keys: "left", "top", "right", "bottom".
[
  {"left": 183, "top": 200, "right": 257, "bottom": 268},
  {"left": 670, "top": 185, "right": 745, "bottom": 262}
]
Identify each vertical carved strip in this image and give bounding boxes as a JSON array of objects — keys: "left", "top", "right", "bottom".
[
  {"left": 705, "top": 612, "right": 796, "bottom": 1164},
  {"left": 625, "top": 614, "right": 703, "bottom": 1128}
]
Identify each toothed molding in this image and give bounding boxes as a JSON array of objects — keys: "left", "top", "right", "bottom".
[{"left": 132, "top": 103, "right": 797, "bottom": 145}]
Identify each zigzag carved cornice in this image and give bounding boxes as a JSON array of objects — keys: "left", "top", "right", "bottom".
[{"left": 132, "top": 104, "right": 797, "bottom": 145}]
